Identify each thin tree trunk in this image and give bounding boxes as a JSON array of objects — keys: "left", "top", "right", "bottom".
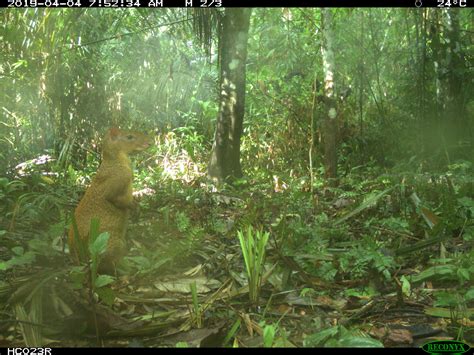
[
  {"left": 367, "top": 10, "right": 386, "bottom": 122},
  {"left": 208, "top": 8, "right": 252, "bottom": 182},
  {"left": 358, "top": 10, "right": 365, "bottom": 138},
  {"left": 417, "top": 9, "right": 429, "bottom": 154},
  {"left": 321, "top": 8, "right": 338, "bottom": 181}
]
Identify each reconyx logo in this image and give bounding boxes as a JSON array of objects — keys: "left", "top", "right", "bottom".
[{"left": 422, "top": 340, "right": 471, "bottom": 355}]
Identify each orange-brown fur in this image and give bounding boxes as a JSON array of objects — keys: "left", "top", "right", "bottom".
[{"left": 68, "top": 127, "right": 151, "bottom": 272}]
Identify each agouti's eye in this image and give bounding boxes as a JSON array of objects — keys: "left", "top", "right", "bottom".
[{"left": 127, "top": 135, "right": 134, "bottom": 140}]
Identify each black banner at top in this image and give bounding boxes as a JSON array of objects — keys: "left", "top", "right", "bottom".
[{"left": 0, "top": 0, "right": 471, "bottom": 8}]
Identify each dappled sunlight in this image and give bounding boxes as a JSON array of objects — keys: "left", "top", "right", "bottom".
[
  {"left": 14, "top": 154, "right": 55, "bottom": 177},
  {"left": 160, "top": 148, "right": 204, "bottom": 183}
]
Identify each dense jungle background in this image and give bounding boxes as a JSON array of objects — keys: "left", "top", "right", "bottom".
[{"left": 0, "top": 8, "right": 473, "bottom": 347}]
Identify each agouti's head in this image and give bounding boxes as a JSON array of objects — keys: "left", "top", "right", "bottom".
[{"left": 103, "top": 127, "right": 151, "bottom": 157}]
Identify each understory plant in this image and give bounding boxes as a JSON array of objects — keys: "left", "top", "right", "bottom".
[{"left": 238, "top": 226, "right": 270, "bottom": 306}]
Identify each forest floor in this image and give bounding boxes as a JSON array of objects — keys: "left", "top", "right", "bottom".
[{"left": 1, "top": 166, "right": 473, "bottom": 347}]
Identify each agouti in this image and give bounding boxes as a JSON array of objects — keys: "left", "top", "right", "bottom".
[{"left": 68, "top": 127, "right": 151, "bottom": 273}]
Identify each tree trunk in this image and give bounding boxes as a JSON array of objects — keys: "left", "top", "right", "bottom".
[
  {"left": 320, "top": 9, "right": 338, "bottom": 181},
  {"left": 208, "top": 8, "right": 252, "bottom": 182}
]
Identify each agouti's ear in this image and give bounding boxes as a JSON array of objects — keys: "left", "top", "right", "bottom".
[{"left": 109, "top": 127, "right": 120, "bottom": 139}]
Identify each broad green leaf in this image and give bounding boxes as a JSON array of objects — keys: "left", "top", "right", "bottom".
[
  {"left": 400, "top": 275, "right": 411, "bottom": 297},
  {"left": 464, "top": 287, "right": 474, "bottom": 301},
  {"left": 457, "top": 268, "right": 470, "bottom": 282},
  {"left": 94, "top": 274, "right": 115, "bottom": 288},
  {"left": 263, "top": 325, "right": 276, "bottom": 348},
  {"left": 425, "top": 307, "right": 474, "bottom": 318},
  {"left": 89, "top": 232, "right": 110, "bottom": 256},
  {"left": 223, "top": 319, "right": 241, "bottom": 346},
  {"left": 304, "top": 326, "right": 339, "bottom": 347},
  {"left": 334, "top": 188, "right": 393, "bottom": 225},
  {"left": 410, "top": 265, "right": 457, "bottom": 283},
  {"left": 95, "top": 287, "right": 116, "bottom": 306},
  {"left": 338, "top": 335, "right": 384, "bottom": 347}
]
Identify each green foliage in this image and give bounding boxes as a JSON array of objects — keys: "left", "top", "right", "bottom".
[
  {"left": 263, "top": 323, "right": 276, "bottom": 348},
  {"left": 190, "top": 281, "right": 202, "bottom": 328},
  {"left": 458, "top": 197, "right": 474, "bottom": 222},
  {"left": 400, "top": 275, "right": 411, "bottom": 297},
  {"left": 176, "top": 211, "right": 191, "bottom": 233},
  {"left": 434, "top": 291, "right": 465, "bottom": 308},
  {"left": 258, "top": 320, "right": 293, "bottom": 348},
  {"left": 411, "top": 249, "right": 474, "bottom": 335},
  {"left": 0, "top": 175, "right": 65, "bottom": 230},
  {"left": 0, "top": 246, "right": 36, "bottom": 271},
  {"left": 0, "top": 175, "right": 68, "bottom": 271},
  {"left": 304, "top": 325, "right": 383, "bottom": 347},
  {"left": 317, "top": 261, "right": 338, "bottom": 282},
  {"left": 238, "top": 226, "right": 270, "bottom": 305},
  {"left": 223, "top": 319, "right": 241, "bottom": 347},
  {"left": 70, "top": 218, "right": 116, "bottom": 305},
  {"left": 433, "top": 285, "right": 473, "bottom": 335},
  {"left": 87, "top": 219, "right": 109, "bottom": 268},
  {"left": 344, "top": 287, "right": 378, "bottom": 299},
  {"left": 339, "top": 236, "right": 397, "bottom": 282}
]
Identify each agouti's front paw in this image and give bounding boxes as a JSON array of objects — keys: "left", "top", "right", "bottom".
[{"left": 109, "top": 194, "right": 135, "bottom": 210}]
